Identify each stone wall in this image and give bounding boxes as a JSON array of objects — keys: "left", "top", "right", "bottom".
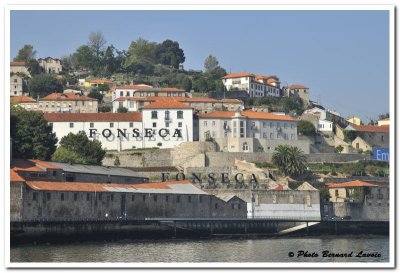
[
  {"left": 331, "top": 202, "right": 389, "bottom": 221},
  {"left": 10, "top": 183, "right": 23, "bottom": 221},
  {"left": 103, "top": 149, "right": 173, "bottom": 167},
  {"left": 306, "top": 153, "right": 371, "bottom": 163}
]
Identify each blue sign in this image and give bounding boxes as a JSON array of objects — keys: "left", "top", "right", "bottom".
[{"left": 373, "top": 148, "right": 389, "bottom": 161}]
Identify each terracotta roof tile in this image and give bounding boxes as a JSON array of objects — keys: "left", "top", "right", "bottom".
[
  {"left": 116, "top": 84, "right": 153, "bottom": 90},
  {"left": 10, "top": 61, "right": 27, "bottom": 66},
  {"left": 44, "top": 112, "right": 142, "bottom": 122},
  {"left": 11, "top": 159, "right": 46, "bottom": 172},
  {"left": 288, "top": 85, "right": 308, "bottom": 89},
  {"left": 30, "top": 160, "right": 61, "bottom": 170},
  {"left": 11, "top": 96, "right": 36, "bottom": 103},
  {"left": 10, "top": 169, "right": 25, "bottom": 182},
  {"left": 350, "top": 124, "right": 389, "bottom": 133},
  {"left": 223, "top": 72, "right": 254, "bottom": 79},
  {"left": 198, "top": 110, "right": 295, "bottom": 121},
  {"left": 40, "top": 93, "right": 96, "bottom": 101},
  {"left": 142, "top": 100, "right": 192, "bottom": 110},
  {"left": 326, "top": 180, "right": 383, "bottom": 188}
]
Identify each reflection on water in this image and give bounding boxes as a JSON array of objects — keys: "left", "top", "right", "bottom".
[{"left": 10, "top": 236, "right": 389, "bottom": 263}]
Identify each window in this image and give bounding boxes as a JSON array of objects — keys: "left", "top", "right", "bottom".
[
  {"left": 188, "top": 196, "right": 192, "bottom": 203},
  {"left": 238, "top": 204, "right": 241, "bottom": 210},
  {"left": 74, "top": 193, "right": 78, "bottom": 201},
  {"left": 263, "top": 122, "right": 267, "bottom": 128},
  {"left": 335, "top": 190, "right": 339, "bottom": 197},
  {"left": 143, "top": 195, "right": 146, "bottom": 201},
  {"left": 151, "top": 111, "right": 157, "bottom": 119},
  {"left": 212, "top": 121, "right": 216, "bottom": 126},
  {"left": 240, "top": 121, "right": 245, "bottom": 137},
  {"left": 165, "top": 111, "right": 170, "bottom": 120},
  {"left": 140, "top": 92, "right": 144, "bottom": 97},
  {"left": 110, "top": 122, "right": 114, "bottom": 128},
  {"left": 61, "top": 193, "right": 65, "bottom": 201},
  {"left": 126, "top": 91, "right": 130, "bottom": 97},
  {"left": 153, "top": 122, "right": 157, "bottom": 128},
  {"left": 153, "top": 195, "right": 157, "bottom": 202},
  {"left": 177, "top": 111, "right": 183, "bottom": 119},
  {"left": 98, "top": 193, "right": 102, "bottom": 201},
  {"left": 270, "top": 122, "right": 273, "bottom": 128},
  {"left": 33, "top": 192, "right": 37, "bottom": 201},
  {"left": 132, "top": 195, "right": 135, "bottom": 202},
  {"left": 176, "top": 195, "right": 181, "bottom": 203},
  {"left": 90, "top": 123, "right": 94, "bottom": 128},
  {"left": 47, "top": 193, "right": 51, "bottom": 200},
  {"left": 204, "top": 121, "right": 208, "bottom": 126},
  {"left": 129, "top": 122, "right": 134, "bottom": 128},
  {"left": 243, "top": 142, "right": 249, "bottom": 151},
  {"left": 69, "top": 123, "right": 74, "bottom": 128},
  {"left": 231, "top": 204, "right": 235, "bottom": 209},
  {"left": 165, "top": 196, "right": 169, "bottom": 202},
  {"left": 270, "top": 133, "right": 274, "bottom": 139},
  {"left": 111, "top": 194, "right": 114, "bottom": 201},
  {"left": 178, "top": 122, "right": 182, "bottom": 128},
  {"left": 199, "top": 196, "right": 203, "bottom": 203},
  {"left": 120, "top": 91, "right": 123, "bottom": 97},
  {"left": 87, "top": 193, "right": 90, "bottom": 201},
  {"left": 52, "top": 170, "right": 57, "bottom": 176}
]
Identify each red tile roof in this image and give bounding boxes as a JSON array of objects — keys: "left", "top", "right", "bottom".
[
  {"left": 40, "top": 93, "right": 96, "bottom": 101},
  {"left": 198, "top": 111, "right": 295, "bottom": 121},
  {"left": 30, "top": 160, "right": 61, "bottom": 170},
  {"left": 11, "top": 96, "right": 36, "bottom": 103},
  {"left": 89, "top": 79, "right": 113, "bottom": 84},
  {"left": 288, "top": 85, "right": 308, "bottom": 89},
  {"left": 223, "top": 72, "right": 254, "bottom": 79},
  {"left": 10, "top": 61, "right": 27, "bottom": 66},
  {"left": 221, "top": 99, "right": 243, "bottom": 103},
  {"left": 141, "top": 100, "right": 192, "bottom": 110},
  {"left": 350, "top": 124, "right": 389, "bottom": 133},
  {"left": 116, "top": 84, "right": 153, "bottom": 90},
  {"left": 10, "top": 169, "right": 25, "bottom": 182},
  {"left": 326, "top": 180, "right": 382, "bottom": 188},
  {"left": 11, "top": 159, "right": 46, "bottom": 172},
  {"left": 25, "top": 180, "right": 192, "bottom": 192},
  {"left": 44, "top": 112, "right": 142, "bottom": 122}
]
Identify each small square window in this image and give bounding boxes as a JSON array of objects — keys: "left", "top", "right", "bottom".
[
  {"left": 69, "top": 123, "right": 74, "bottom": 128},
  {"left": 90, "top": 123, "right": 94, "bottom": 128},
  {"left": 110, "top": 122, "right": 114, "bottom": 128}
]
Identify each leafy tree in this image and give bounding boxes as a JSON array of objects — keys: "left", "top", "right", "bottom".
[
  {"left": 100, "top": 105, "right": 112, "bottom": 112},
  {"left": 204, "top": 55, "right": 219, "bottom": 73},
  {"left": 87, "top": 90, "right": 104, "bottom": 102},
  {"left": 95, "top": 84, "right": 110, "bottom": 92},
  {"left": 272, "top": 145, "right": 307, "bottom": 177},
  {"left": 155, "top": 39, "right": 185, "bottom": 68},
  {"left": 297, "top": 120, "right": 316, "bottom": 136},
  {"left": 207, "top": 66, "right": 227, "bottom": 80},
  {"left": 117, "top": 106, "right": 128, "bottom": 113},
  {"left": 73, "top": 45, "right": 95, "bottom": 70},
  {"left": 52, "top": 131, "right": 106, "bottom": 165},
  {"left": 61, "top": 55, "right": 77, "bottom": 72},
  {"left": 102, "top": 45, "right": 123, "bottom": 76},
  {"left": 125, "top": 38, "right": 157, "bottom": 66},
  {"left": 334, "top": 145, "right": 344, "bottom": 153},
  {"left": 11, "top": 107, "right": 57, "bottom": 160},
  {"left": 114, "top": 156, "right": 121, "bottom": 166},
  {"left": 181, "top": 77, "right": 192, "bottom": 92},
  {"left": 14, "top": 44, "right": 36, "bottom": 62},
  {"left": 344, "top": 130, "right": 361, "bottom": 143},
  {"left": 27, "top": 59, "right": 41, "bottom": 76},
  {"left": 88, "top": 31, "right": 107, "bottom": 62},
  {"left": 28, "top": 74, "right": 63, "bottom": 98},
  {"left": 319, "top": 188, "right": 331, "bottom": 202},
  {"left": 378, "top": 113, "right": 389, "bottom": 120}
]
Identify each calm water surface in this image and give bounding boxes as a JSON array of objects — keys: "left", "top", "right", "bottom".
[{"left": 10, "top": 236, "right": 389, "bottom": 263}]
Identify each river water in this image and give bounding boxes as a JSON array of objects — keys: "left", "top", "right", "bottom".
[{"left": 10, "top": 236, "right": 389, "bottom": 263}]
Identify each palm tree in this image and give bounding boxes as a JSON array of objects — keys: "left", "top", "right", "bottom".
[{"left": 272, "top": 145, "right": 307, "bottom": 177}]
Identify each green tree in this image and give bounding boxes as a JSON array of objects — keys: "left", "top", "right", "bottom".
[
  {"left": 155, "top": 39, "right": 185, "bottom": 68},
  {"left": 272, "top": 145, "right": 307, "bottom": 177},
  {"left": 125, "top": 38, "right": 157, "bottom": 66},
  {"left": 100, "top": 105, "right": 112, "bottom": 112},
  {"left": 319, "top": 188, "right": 331, "bottom": 202},
  {"left": 87, "top": 90, "right": 104, "bottom": 102},
  {"left": 11, "top": 107, "right": 57, "bottom": 160},
  {"left": 344, "top": 130, "right": 361, "bottom": 143},
  {"left": 297, "top": 120, "right": 316, "bottom": 136},
  {"left": 14, "top": 44, "right": 36, "bottom": 62},
  {"left": 334, "top": 145, "right": 344, "bottom": 153},
  {"left": 52, "top": 131, "right": 106, "bottom": 165},
  {"left": 204, "top": 55, "right": 219, "bottom": 73},
  {"left": 88, "top": 31, "right": 107, "bottom": 62},
  {"left": 28, "top": 74, "right": 63, "bottom": 98},
  {"left": 73, "top": 45, "right": 95, "bottom": 70},
  {"left": 27, "top": 59, "right": 41, "bottom": 76},
  {"left": 181, "top": 77, "right": 192, "bottom": 92},
  {"left": 117, "top": 106, "right": 128, "bottom": 113},
  {"left": 114, "top": 156, "right": 121, "bottom": 166}
]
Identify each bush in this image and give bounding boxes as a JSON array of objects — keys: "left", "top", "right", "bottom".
[
  {"left": 298, "top": 120, "right": 316, "bottom": 136},
  {"left": 117, "top": 106, "right": 128, "bottom": 113},
  {"left": 101, "top": 105, "right": 112, "bottom": 112},
  {"left": 334, "top": 145, "right": 344, "bottom": 153}
]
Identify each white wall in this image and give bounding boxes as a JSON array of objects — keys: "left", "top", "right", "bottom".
[
  {"left": 318, "top": 120, "right": 333, "bottom": 132},
  {"left": 247, "top": 203, "right": 321, "bottom": 220}
]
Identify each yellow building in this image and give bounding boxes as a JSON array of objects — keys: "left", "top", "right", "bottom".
[
  {"left": 326, "top": 180, "right": 383, "bottom": 203},
  {"left": 378, "top": 118, "right": 390, "bottom": 127},
  {"left": 346, "top": 116, "right": 362, "bottom": 126}
]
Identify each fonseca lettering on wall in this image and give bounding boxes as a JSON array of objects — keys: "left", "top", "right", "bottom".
[
  {"left": 88, "top": 128, "right": 183, "bottom": 140},
  {"left": 161, "top": 172, "right": 260, "bottom": 187}
]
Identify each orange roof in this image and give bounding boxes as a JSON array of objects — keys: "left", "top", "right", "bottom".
[
  {"left": 326, "top": 180, "right": 382, "bottom": 188},
  {"left": 29, "top": 160, "right": 61, "bottom": 170},
  {"left": 11, "top": 96, "right": 36, "bottom": 103},
  {"left": 142, "top": 100, "right": 192, "bottom": 110},
  {"left": 11, "top": 61, "right": 27, "bottom": 66},
  {"left": 40, "top": 93, "right": 96, "bottom": 101},
  {"left": 288, "top": 85, "right": 308, "bottom": 89},
  {"left": 179, "top": 97, "right": 219, "bottom": 103},
  {"left": 44, "top": 112, "right": 142, "bottom": 122},
  {"left": 223, "top": 72, "right": 255, "bottom": 79},
  {"left": 350, "top": 124, "right": 389, "bottom": 133},
  {"left": 89, "top": 79, "right": 113, "bottom": 84},
  {"left": 11, "top": 159, "right": 46, "bottom": 172},
  {"left": 116, "top": 84, "right": 153, "bottom": 90},
  {"left": 221, "top": 99, "right": 243, "bottom": 103},
  {"left": 10, "top": 169, "right": 25, "bottom": 183},
  {"left": 25, "top": 180, "right": 192, "bottom": 192}
]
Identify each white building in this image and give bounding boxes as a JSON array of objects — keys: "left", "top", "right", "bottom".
[
  {"left": 10, "top": 61, "right": 30, "bottom": 77},
  {"left": 10, "top": 74, "right": 26, "bottom": 97},
  {"left": 112, "top": 84, "right": 153, "bottom": 101},
  {"left": 38, "top": 57, "right": 62, "bottom": 74},
  {"left": 222, "top": 72, "right": 281, "bottom": 98},
  {"left": 198, "top": 110, "right": 310, "bottom": 153},
  {"left": 303, "top": 107, "right": 333, "bottom": 133},
  {"left": 44, "top": 100, "right": 193, "bottom": 151}
]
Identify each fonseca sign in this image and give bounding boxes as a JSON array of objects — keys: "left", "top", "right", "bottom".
[{"left": 87, "top": 128, "right": 184, "bottom": 140}]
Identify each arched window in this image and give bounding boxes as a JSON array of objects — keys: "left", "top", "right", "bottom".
[{"left": 243, "top": 142, "right": 249, "bottom": 151}]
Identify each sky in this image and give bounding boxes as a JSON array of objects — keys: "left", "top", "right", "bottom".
[{"left": 10, "top": 10, "right": 390, "bottom": 122}]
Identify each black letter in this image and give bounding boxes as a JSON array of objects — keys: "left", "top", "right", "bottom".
[
  {"left": 161, "top": 173, "right": 170, "bottom": 182},
  {"left": 176, "top": 172, "right": 186, "bottom": 181},
  {"left": 221, "top": 173, "right": 230, "bottom": 185},
  {"left": 89, "top": 129, "right": 97, "bottom": 138},
  {"left": 250, "top": 174, "right": 258, "bottom": 188},
  {"left": 159, "top": 128, "right": 169, "bottom": 138},
  {"left": 102, "top": 129, "right": 112, "bottom": 138},
  {"left": 172, "top": 129, "right": 182, "bottom": 137},
  {"left": 132, "top": 128, "right": 140, "bottom": 137},
  {"left": 117, "top": 129, "right": 127, "bottom": 138},
  {"left": 208, "top": 173, "right": 216, "bottom": 186},
  {"left": 144, "top": 128, "right": 153, "bottom": 137},
  {"left": 192, "top": 173, "right": 202, "bottom": 184}
]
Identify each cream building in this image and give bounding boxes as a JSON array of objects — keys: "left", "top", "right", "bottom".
[
  {"left": 38, "top": 57, "right": 62, "bottom": 74},
  {"left": 346, "top": 116, "right": 362, "bottom": 126},
  {"left": 10, "top": 61, "right": 30, "bottom": 76},
  {"left": 222, "top": 72, "right": 281, "bottom": 98},
  {"left": 284, "top": 85, "right": 310, "bottom": 107},
  {"left": 10, "top": 74, "right": 27, "bottom": 96}
]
